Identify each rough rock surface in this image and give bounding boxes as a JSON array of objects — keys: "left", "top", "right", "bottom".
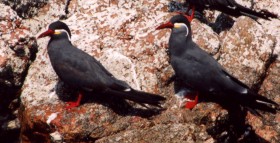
[
  {"left": 0, "top": 0, "right": 279, "bottom": 143},
  {"left": 258, "top": 61, "right": 280, "bottom": 141},
  {"left": 2, "top": 0, "right": 48, "bottom": 18},
  {"left": 0, "top": 3, "right": 37, "bottom": 142},
  {"left": 218, "top": 16, "right": 280, "bottom": 142},
  {"left": 219, "top": 16, "right": 275, "bottom": 88}
]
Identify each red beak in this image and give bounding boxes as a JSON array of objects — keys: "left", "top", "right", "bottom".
[
  {"left": 37, "top": 29, "right": 54, "bottom": 39},
  {"left": 156, "top": 22, "right": 174, "bottom": 30}
]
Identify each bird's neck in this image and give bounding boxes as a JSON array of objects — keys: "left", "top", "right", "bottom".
[
  {"left": 47, "top": 38, "right": 71, "bottom": 54},
  {"left": 168, "top": 31, "right": 192, "bottom": 56}
]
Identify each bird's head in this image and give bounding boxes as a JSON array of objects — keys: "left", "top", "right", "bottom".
[
  {"left": 156, "top": 14, "right": 192, "bottom": 37},
  {"left": 49, "top": 29, "right": 72, "bottom": 41},
  {"left": 37, "top": 21, "right": 71, "bottom": 39}
]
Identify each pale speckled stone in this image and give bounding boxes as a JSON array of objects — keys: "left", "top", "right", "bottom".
[
  {"left": 192, "top": 19, "right": 220, "bottom": 55},
  {"left": 20, "top": 1, "right": 192, "bottom": 142},
  {"left": 235, "top": 0, "right": 252, "bottom": 8},
  {"left": 99, "top": 49, "right": 140, "bottom": 90},
  {"left": 219, "top": 16, "right": 275, "bottom": 87},
  {"left": 14, "top": 0, "right": 280, "bottom": 143},
  {"left": 1, "top": 0, "right": 47, "bottom": 18},
  {"left": 0, "top": 5, "right": 36, "bottom": 143},
  {"left": 254, "top": 0, "right": 280, "bottom": 17},
  {"left": 96, "top": 124, "right": 203, "bottom": 143},
  {"left": 0, "top": 3, "right": 36, "bottom": 86},
  {"left": 21, "top": 0, "right": 67, "bottom": 35},
  {"left": 258, "top": 61, "right": 280, "bottom": 142}
]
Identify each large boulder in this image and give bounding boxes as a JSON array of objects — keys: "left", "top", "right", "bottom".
[
  {"left": 0, "top": 3, "right": 37, "bottom": 142},
  {"left": 0, "top": 0, "right": 277, "bottom": 142},
  {"left": 219, "top": 16, "right": 275, "bottom": 88},
  {"left": 2, "top": 0, "right": 47, "bottom": 18},
  {"left": 18, "top": 0, "right": 222, "bottom": 142}
]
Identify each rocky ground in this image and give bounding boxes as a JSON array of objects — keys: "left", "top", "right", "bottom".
[{"left": 0, "top": 0, "right": 279, "bottom": 142}]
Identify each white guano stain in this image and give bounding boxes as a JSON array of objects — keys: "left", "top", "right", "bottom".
[{"left": 46, "top": 112, "right": 59, "bottom": 125}]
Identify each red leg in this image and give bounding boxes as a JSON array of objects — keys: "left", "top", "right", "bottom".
[
  {"left": 189, "top": 6, "right": 195, "bottom": 21},
  {"left": 66, "top": 92, "right": 83, "bottom": 109},
  {"left": 185, "top": 6, "right": 195, "bottom": 22},
  {"left": 185, "top": 91, "right": 198, "bottom": 109},
  {"left": 177, "top": 5, "right": 195, "bottom": 22}
]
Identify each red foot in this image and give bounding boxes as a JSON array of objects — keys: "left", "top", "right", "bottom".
[
  {"left": 185, "top": 92, "right": 199, "bottom": 109},
  {"left": 65, "top": 92, "right": 82, "bottom": 109}
]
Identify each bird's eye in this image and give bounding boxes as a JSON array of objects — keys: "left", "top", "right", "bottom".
[
  {"left": 174, "top": 23, "right": 187, "bottom": 29},
  {"left": 54, "top": 31, "right": 61, "bottom": 35},
  {"left": 174, "top": 23, "right": 189, "bottom": 36},
  {"left": 174, "top": 23, "right": 182, "bottom": 28}
]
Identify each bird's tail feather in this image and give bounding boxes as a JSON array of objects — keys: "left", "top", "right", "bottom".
[
  {"left": 242, "top": 91, "right": 279, "bottom": 115},
  {"left": 105, "top": 89, "right": 166, "bottom": 107},
  {"left": 235, "top": 2, "right": 278, "bottom": 20}
]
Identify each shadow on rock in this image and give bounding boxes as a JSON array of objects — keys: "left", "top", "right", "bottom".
[
  {"left": 54, "top": 81, "right": 164, "bottom": 118},
  {"left": 171, "top": 80, "right": 271, "bottom": 143},
  {"left": 208, "top": 13, "right": 235, "bottom": 34},
  {"left": 200, "top": 94, "right": 271, "bottom": 143}
]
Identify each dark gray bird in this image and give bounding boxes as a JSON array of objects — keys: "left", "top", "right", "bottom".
[
  {"left": 38, "top": 21, "right": 165, "bottom": 109},
  {"left": 156, "top": 14, "right": 278, "bottom": 114},
  {"left": 184, "top": 0, "right": 278, "bottom": 20}
]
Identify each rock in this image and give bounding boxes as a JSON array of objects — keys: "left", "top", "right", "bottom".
[
  {"left": 259, "top": 61, "right": 280, "bottom": 105},
  {"left": 254, "top": 0, "right": 280, "bottom": 17},
  {"left": 50, "top": 131, "right": 63, "bottom": 142},
  {"left": 19, "top": 1, "right": 177, "bottom": 142},
  {"left": 0, "top": 3, "right": 37, "bottom": 87},
  {"left": 219, "top": 16, "right": 275, "bottom": 88},
  {"left": 99, "top": 49, "right": 140, "bottom": 89},
  {"left": 235, "top": 0, "right": 253, "bottom": 8},
  {"left": 2, "top": 0, "right": 48, "bottom": 18},
  {"left": 2, "top": 118, "right": 20, "bottom": 130},
  {"left": 217, "top": 9, "right": 280, "bottom": 143},
  {"left": 19, "top": 0, "right": 229, "bottom": 142},
  {"left": 191, "top": 19, "right": 220, "bottom": 56},
  {"left": 0, "top": 3, "right": 37, "bottom": 142},
  {"left": 0, "top": 0, "right": 277, "bottom": 142},
  {"left": 21, "top": 0, "right": 68, "bottom": 35},
  {"left": 219, "top": 0, "right": 280, "bottom": 142},
  {"left": 96, "top": 124, "right": 205, "bottom": 143},
  {"left": 256, "top": 61, "right": 280, "bottom": 142},
  {"left": 0, "top": 56, "right": 8, "bottom": 67},
  {"left": 95, "top": 102, "right": 228, "bottom": 143}
]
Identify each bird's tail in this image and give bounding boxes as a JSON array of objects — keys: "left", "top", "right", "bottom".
[
  {"left": 105, "top": 89, "right": 166, "bottom": 107},
  {"left": 235, "top": 2, "right": 278, "bottom": 20},
  {"left": 241, "top": 91, "right": 279, "bottom": 116}
]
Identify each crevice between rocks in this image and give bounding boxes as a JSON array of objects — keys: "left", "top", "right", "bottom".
[
  {"left": 2, "top": 0, "right": 48, "bottom": 19},
  {"left": 252, "top": 41, "right": 278, "bottom": 92},
  {"left": 65, "top": 0, "right": 71, "bottom": 15},
  {"left": 0, "top": 37, "right": 39, "bottom": 143},
  {"left": 60, "top": 0, "right": 72, "bottom": 20}
]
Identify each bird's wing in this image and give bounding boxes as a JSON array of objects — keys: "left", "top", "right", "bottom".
[
  {"left": 189, "top": 0, "right": 277, "bottom": 19},
  {"left": 189, "top": 0, "right": 233, "bottom": 9},
  {"left": 220, "top": 69, "right": 249, "bottom": 89},
  {"left": 171, "top": 43, "right": 247, "bottom": 94},
  {"left": 51, "top": 45, "right": 120, "bottom": 91}
]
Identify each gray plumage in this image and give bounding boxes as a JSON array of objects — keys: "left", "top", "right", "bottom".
[
  {"left": 185, "top": 0, "right": 278, "bottom": 20},
  {"left": 157, "top": 14, "right": 278, "bottom": 114},
  {"left": 38, "top": 23, "right": 165, "bottom": 107}
]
